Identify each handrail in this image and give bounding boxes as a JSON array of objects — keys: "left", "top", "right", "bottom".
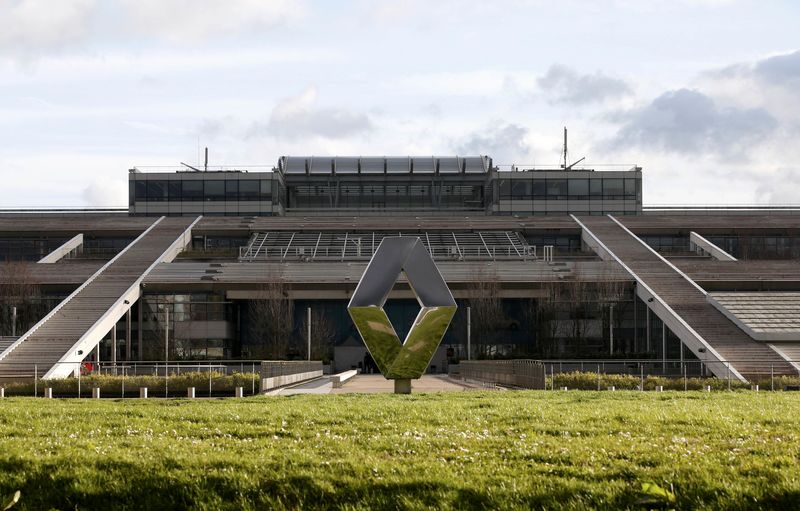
[
  {"left": 0, "top": 217, "right": 165, "bottom": 362},
  {"left": 44, "top": 216, "right": 202, "bottom": 379},
  {"left": 570, "top": 214, "right": 745, "bottom": 382}
]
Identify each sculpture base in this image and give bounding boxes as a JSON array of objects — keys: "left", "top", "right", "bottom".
[{"left": 394, "top": 379, "right": 412, "bottom": 394}]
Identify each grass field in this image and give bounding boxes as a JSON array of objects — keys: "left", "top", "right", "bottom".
[{"left": 1, "top": 392, "right": 799, "bottom": 510}]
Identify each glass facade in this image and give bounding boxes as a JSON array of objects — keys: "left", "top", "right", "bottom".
[{"left": 134, "top": 179, "right": 271, "bottom": 202}]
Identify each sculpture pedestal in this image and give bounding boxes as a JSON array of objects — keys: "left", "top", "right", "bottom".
[{"left": 394, "top": 379, "right": 412, "bottom": 394}]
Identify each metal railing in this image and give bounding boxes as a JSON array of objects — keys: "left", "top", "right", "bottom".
[
  {"left": 452, "top": 358, "right": 800, "bottom": 392},
  {"left": 457, "top": 360, "right": 546, "bottom": 389},
  {"left": 0, "top": 360, "right": 320, "bottom": 398}
]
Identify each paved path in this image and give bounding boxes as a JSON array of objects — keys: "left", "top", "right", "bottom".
[
  {"left": 277, "top": 374, "right": 478, "bottom": 395},
  {"left": 331, "top": 374, "right": 476, "bottom": 394}
]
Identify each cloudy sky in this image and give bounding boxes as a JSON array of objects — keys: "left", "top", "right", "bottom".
[{"left": 2, "top": 0, "right": 799, "bottom": 207}]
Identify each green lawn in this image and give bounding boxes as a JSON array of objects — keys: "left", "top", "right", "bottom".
[{"left": 1, "top": 392, "right": 799, "bottom": 510}]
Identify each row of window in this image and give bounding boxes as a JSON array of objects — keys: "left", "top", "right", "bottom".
[
  {"left": 287, "top": 185, "right": 485, "bottom": 209},
  {"left": 498, "top": 178, "right": 639, "bottom": 200},
  {"left": 132, "top": 179, "right": 273, "bottom": 202}
]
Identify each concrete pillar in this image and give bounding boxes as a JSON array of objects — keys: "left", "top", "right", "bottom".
[
  {"left": 0, "top": 388, "right": 4, "bottom": 398},
  {"left": 139, "top": 387, "right": 148, "bottom": 399},
  {"left": 92, "top": 388, "right": 101, "bottom": 399},
  {"left": 466, "top": 306, "right": 471, "bottom": 360},
  {"left": 111, "top": 325, "right": 117, "bottom": 367},
  {"left": 44, "top": 388, "right": 53, "bottom": 398},
  {"left": 187, "top": 387, "right": 195, "bottom": 398},
  {"left": 235, "top": 387, "right": 244, "bottom": 398},
  {"left": 137, "top": 301, "right": 143, "bottom": 361},
  {"left": 126, "top": 308, "right": 132, "bottom": 361},
  {"left": 394, "top": 379, "right": 411, "bottom": 394}
]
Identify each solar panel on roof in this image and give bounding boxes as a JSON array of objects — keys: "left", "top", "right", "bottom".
[
  {"left": 360, "top": 157, "right": 384, "bottom": 174},
  {"left": 412, "top": 157, "right": 436, "bottom": 174},
  {"left": 386, "top": 157, "right": 411, "bottom": 173},
  {"left": 464, "top": 156, "right": 488, "bottom": 173},
  {"left": 334, "top": 157, "right": 358, "bottom": 174},
  {"left": 283, "top": 157, "right": 307, "bottom": 174},
  {"left": 309, "top": 157, "right": 333, "bottom": 174},
  {"left": 437, "top": 157, "right": 461, "bottom": 174}
]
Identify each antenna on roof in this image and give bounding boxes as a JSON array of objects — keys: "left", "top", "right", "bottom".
[
  {"left": 204, "top": 147, "right": 208, "bottom": 172},
  {"left": 180, "top": 162, "right": 201, "bottom": 172},
  {"left": 561, "top": 127, "right": 586, "bottom": 170}
]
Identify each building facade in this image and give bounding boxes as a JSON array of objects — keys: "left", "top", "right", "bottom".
[{"left": 1, "top": 154, "right": 798, "bottom": 383}]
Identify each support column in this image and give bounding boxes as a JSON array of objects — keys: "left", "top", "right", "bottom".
[
  {"left": 307, "top": 307, "right": 312, "bottom": 361},
  {"left": 466, "top": 306, "right": 471, "bottom": 361},
  {"left": 138, "top": 301, "right": 143, "bottom": 361},
  {"left": 111, "top": 323, "right": 117, "bottom": 367},
  {"left": 394, "top": 379, "right": 411, "bottom": 394},
  {"left": 646, "top": 307, "right": 650, "bottom": 352},
  {"left": 609, "top": 303, "right": 615, "bottom": 356},
  {"left": 662, "top": 322, "right": 667, "bottom": 371},
  {"left": 126, "top": 308, "right": 132, "bottom": 361}
]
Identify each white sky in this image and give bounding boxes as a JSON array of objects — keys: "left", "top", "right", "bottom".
[{"left": 1, "top": 0, "right": 799, "bottom": 207}]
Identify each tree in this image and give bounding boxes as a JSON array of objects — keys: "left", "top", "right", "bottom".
[
  {"left": 248, "top": 274, "right": 294, "bottom": 359},
  {"left": 465, "top": 269, "right": 504, "bottom": 358},
  {"left": 300, "top": 307, "right": 336, "bottom": 363},
  {"left": 522, "top": 280, "right": 563, "bottom": 357},
  {"left": 0, "top": 262, "right": 42, "bottom": 337}
]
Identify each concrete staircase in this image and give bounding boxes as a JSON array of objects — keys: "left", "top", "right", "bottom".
[
  {"left": 0, "top": 217, "right": 199, "bottom": 380},
  {"left": 575, "top": 215, "right": 794, "bottom": 381}
]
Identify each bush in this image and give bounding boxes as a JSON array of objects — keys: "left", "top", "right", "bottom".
[
  {"left": 546, "top": 371, "right": 800, "bottom": 391},
  {"left": 1, "top": 371, "right": 259, "bottom": 398}
]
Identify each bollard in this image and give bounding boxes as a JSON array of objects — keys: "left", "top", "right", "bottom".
[
  {"left": 559, "top": 386, "right": 568, "bottom": 391},
  {"left": 139, "top": 387, "right": 148, "bottom": 399},
  {"left": 187, "top": 387, "right": 195, "bottom": 399},
  {"left": 44, "top": 388, "right": 53, "bottom": 399},
  {"left": 235, "top": 386, "right": 244, "bottom": 398},
  {"left": 751, "top": 384, "right": 759, "bottom": 392},
  {"left": 704, "top": 385, "right": 712, "bottom": 392},
  {"left": 92, "top": 388, "right": 100, "bottom": 399},
  {"left": 0, "top": 388, "right": 4, "bottom": 398},
  {"left": 655, "top": 385, "right": 664, "bottom": 392},
  {"left": 608, "top": 386, "right": 616, "bottom": 391}
]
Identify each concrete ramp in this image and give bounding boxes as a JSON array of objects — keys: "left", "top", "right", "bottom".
[
  {"left": 574, "top": 215, "right": 794, "bottom": 382},
  {"left": 0, "top": 216, "right": 200, "bottom": 380}
]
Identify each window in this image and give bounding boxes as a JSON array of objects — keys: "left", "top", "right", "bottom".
[
  {"left": 146, "top": 180, "right": 167, "bottom": 201},
  {"left": 499, "top": 179, "right": 512, "bottom": 199},
  {"left": 624, "top": 178, "right": 637, "bottom": 198},
  {"left": 168, "top": 181, "right": 181, "bottom": 200},
  {"left": 225, "top": 180, "right": 238, "bottom": 200},
  {"left": 260, "top": 180, "right": 272, "bottom": 199},
  {"left": 568, "top": 179, "right": 589, "bottom": 198},
  {"left": 511, "top": 180, "right": 531, "bottom": 199},
  {"left": 182, "top": 181, "right": 203, "bottom": 200},
  {"left": 546, "top": 179, "right": 568, "bottom": 199},
  {"left": 239, "top": 180, "right": 260, "bottom": 200},
  {"left": 589, "top": 179, "right": 602, "bottom": 197},
  {"left": 532, "top": 179, "right": 547, "bottom": 197},
  {"left": 603, "top": 179, "right": 624, "bottom": 199},
  {"left": 135, "top": 181, "right": 147, "bottom": 201},
  {"left": 204, "top": 180, "right": 225, "bottom": 201}
]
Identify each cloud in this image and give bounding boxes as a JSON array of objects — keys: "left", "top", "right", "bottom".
[
  {"left": 457, "top": 123, "right": 532, "bottom": 163},
  {"left": 537, "top": 64, "right": 631, "bottom": 105},
  {"left": 754, "top": 168, "right": 800, "bottom": 204},
  {"left": 81, "top": 180, "right": 127, "bottom": 207},
  {"left": 0, "top": 0, "right": 97, "bottom": 58},
  {"left": 118, "top": 0, "right": 307, "bottom": 42},
  {"left": 715, "top": 50, "right": 800, "bottom": 87},
  {"left": 607, "top": 88, "right": 777, "bottom": 157},
  {"left": 251, "top": 87, "right": 373, "bottom": 140}
]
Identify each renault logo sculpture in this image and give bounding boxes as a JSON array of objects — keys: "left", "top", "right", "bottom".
[{"left": 347, "top": 237, "right": 457, "bottom": 394}]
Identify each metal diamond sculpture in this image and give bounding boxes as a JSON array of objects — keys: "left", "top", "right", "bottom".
[{"left": 347, "top": 237, "right": 457, "bottom": 391}]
